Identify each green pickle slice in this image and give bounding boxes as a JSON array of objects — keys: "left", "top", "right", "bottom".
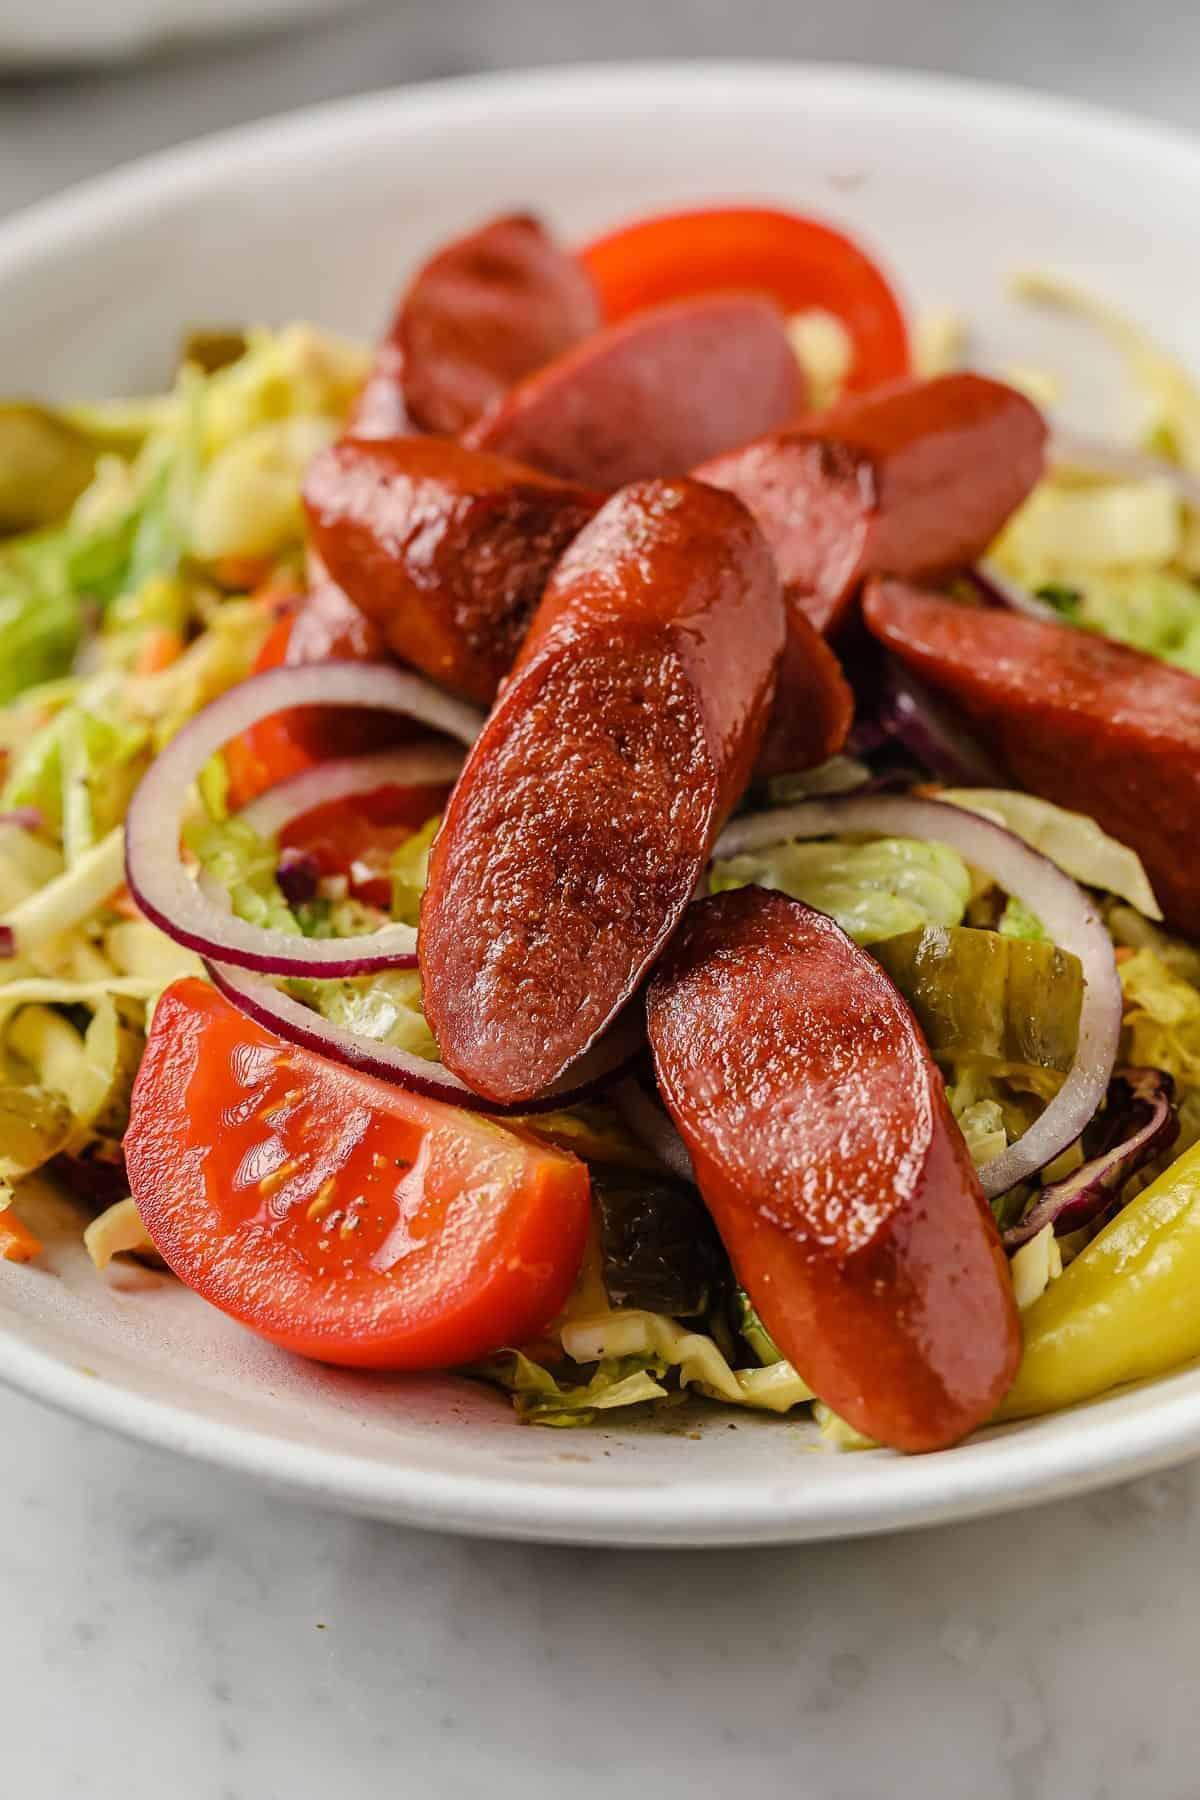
[
  {"left": 872, "top": 924, "right": 1083, "bottom": 1073},
  {"left": 0, "top": 403, "right": 98, "bottom": 533}
]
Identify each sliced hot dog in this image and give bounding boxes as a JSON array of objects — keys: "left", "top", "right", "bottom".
[
  {"left": 863, "top": 578, "right": 1200, "bottom": 936},
  {"left": 697, "top": 372, "right": 1047, "bottom": 637},
  {"left": 464, "top": 294, "right": 805, "bottom": 489},
  {"left": 646, "top": 887, "right": 1020, "bottom": 1452},
  {"left": 303, "top": 437, "right": 602, "bottom": 706},
  {"left": 752, "top": 604, "right": 855, "bottom": 778},
  {"left": 346, "top": 213, "right": 599, "bottom": 440},
  {"left": 399, "top": 212, "right": 599, "bottom": 437},
  {"left": 419, "top": 478, "right": 785, "bottom": 1105}
]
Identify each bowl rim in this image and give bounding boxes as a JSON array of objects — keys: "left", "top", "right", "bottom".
[
  {"left": 3, "top": 58, "right": 1200, "bottom": 281},
  {"left": 4, "top": 59, "right": 1200, "bottom": 1545}
]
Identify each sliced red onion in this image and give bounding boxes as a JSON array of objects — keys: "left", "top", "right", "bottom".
[
  {"left": 878, "top": 659, "right": 1005, "bottom": 786},
  {"left": 0, "top": 807, "right": 44, "bottom": 832},
  {"left": 613, "top": 1076, "right": 696, "bottom": 1184},
  {"left": 0, "top": 925, "right": 14, "bottom": 959},
  {"left": 969, "top": 561, "right": 1062, "bottom": 623},
  {"left": 206, "top": 959, "right": 641, "bottom": 1115},
  {"left": 1003, "top": 1068, "right": 1178, "bottom": 1250},
  {"left": 712, "top": 795, "right": 1123, "bottom": 1197},
  {"left": 237, "top": 744, "right": 463, "bottom": 841},
  {"left": 845, "top": 717, "right": 889, "bottom": 758},
  {"left": 1050, "top": 430, "right": 1200, "bottom": 511},
  {"left": 125, "top": 663, "right": 482, "bottom": 977}
]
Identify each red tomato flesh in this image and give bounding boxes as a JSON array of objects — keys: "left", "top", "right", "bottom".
[
  {"left": 279, "top": 781, "right": 452, "bottom": 909},
  {"left": 579, "top": 205, "right": 910, "bottom": 393},
  {"left": 125, "top": 979, "right": 591, "bottom": 1369}
]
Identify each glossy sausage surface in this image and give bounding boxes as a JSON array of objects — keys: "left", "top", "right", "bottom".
[
  {"left": 646, "top": 887, "right": 1021, "bottom": 1452},
  {"left": 303, "top": 436, "right": 602, "bottom": 706},
  {"left": 751, "top": 602, "right": 855, "bottom": 779},
  {"left": 419, "top": 478, "right": 785, "bottom": 1105},
  {"left": 863, "top": 578, "right": 1200, "bottom": 936},
  {"left": 396, "top": 212, "right": 600, "bottom": 438},
  {"left": 465, "top": 294, "right": 805, "bottom": 489},
  {"left": 697, "top": 372, "right": 1046, "bottom": 637}
]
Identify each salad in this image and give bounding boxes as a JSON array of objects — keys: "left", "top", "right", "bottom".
[{"left": 3, "top": 203, "right": 1200, "bottom": 1452}]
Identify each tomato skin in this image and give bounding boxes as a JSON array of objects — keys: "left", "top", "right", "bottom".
[
  {"left": 223, "top": 582, "right": 403, "bottom": 811},
  {"left": 579, "top": 206, "right": 910, "bottom": 393},
  {"left": 125, "top": 980, "right": 591, "bottom": 1369},
  {"left": 279, "top": 781, "right": 450, "bottom": 908}
]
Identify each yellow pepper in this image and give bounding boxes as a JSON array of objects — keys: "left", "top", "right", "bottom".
[{"left": 999, "top": 1138, "right": 1200, "bottom": 1419}]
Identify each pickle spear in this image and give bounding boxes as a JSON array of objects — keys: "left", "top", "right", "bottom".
[
  {"left": 0, "top": 403, "right": 97, "bottom": 533},
  {"left": 873, "top": 923, "right": 1083, "bottom": 1072}
]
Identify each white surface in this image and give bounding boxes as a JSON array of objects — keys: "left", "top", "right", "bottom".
[
  {"left": 1, "top": 28, "right": 1199, "bottom": 1795},
  {"left": 5, "top": 65, "right": 1200, "bottom": 1551},
  {"left": 6, "top": 1389, "right": 1200, "bottom": 1799}
]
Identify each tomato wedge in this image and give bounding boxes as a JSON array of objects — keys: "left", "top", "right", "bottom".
[
  {"left": 125, "top": 980, "right": 591, "bottom": 1369},
  {"left": 579, "top": 205, "right": 910, "bottom": 393},
  {"left": 223, "top": 582, "right": 402, "bottom": 811},
  {"left": 279, "top": 780, "right": 451, "bottom": 909}
]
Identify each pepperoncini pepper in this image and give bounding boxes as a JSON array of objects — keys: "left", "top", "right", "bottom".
[{"left": 998, "top": 1137, "right": 1200, "bottom": 1418}]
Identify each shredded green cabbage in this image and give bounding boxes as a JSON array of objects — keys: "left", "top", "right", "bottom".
[
  {"left": 389, "top": 816, "right": 441, "bottom": 925},
  {"left": 709, "top": 835, "right": 971, "bottom": 945},
  {"left": 1120, "top": 949, "right": 1200, "bottom": 1091},
  {"left": 184, "top": 814, "right": 298, "bottom": 936},
  {"left": 0, "top": 324, "right": 372, "bottom": 1235},
  {"left": 477, "top": 1350, "right": 671, "bottom": 1426},
  {"left": 991, "top": 273, "right": 1200, "bottom": 669},
  {"left": 292, "top": 969, "right": 439, "bottom": 1061},
  {"left": 938, "top": 789, "right": 1162, "bottom": 918},
  {"left": 1012, "top": 271, "right": 1200, "bottom": 472}
]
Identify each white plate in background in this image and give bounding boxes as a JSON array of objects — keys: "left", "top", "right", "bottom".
[{"left": 2, "top": 64, "right": 1199, "bottom": 1543}]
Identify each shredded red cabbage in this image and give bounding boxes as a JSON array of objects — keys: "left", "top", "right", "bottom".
[
  {"left": 876, "top": 658, "right": 1004, "bottom": 786},
  {"left": 275, "top": 847, "right": 322, "bottom": 906},
  {"left": 0, "top": 807, "right": 44, "bottom": 832},
  {"left": 1003, "top": 1068, "right": 1179, "bottom": 1251}
]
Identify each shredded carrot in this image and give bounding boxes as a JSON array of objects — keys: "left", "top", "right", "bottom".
[
  {"left": 0, "top": 1210, "right": 43, "bottom": 1263},
  {"left": 211, "top": 554, "right": 277, "bottom": 593},
  {"left": 134, "top": 628, "right": 185, "bottom": 676},
  {"left": 1114, "top": 945, "right": 1136, "bottom": 965},
  {"left": 108, "top": 884, "right": 144, "bottom": 921},
  {"left": 251, "top": 581, "right": 302, "bottom": 619}
]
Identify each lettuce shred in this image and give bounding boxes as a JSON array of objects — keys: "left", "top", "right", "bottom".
[
  {"left": 990, "top": 273, "right": 1200, "bottom": 666},
  {"left": 0, "top": 325, "right": 368, "bottom": 1224},
  {"left": 709, "top": 835, "right": 971, "bottom": 945},
  {"left": 938, "top": 789, "right": 1162, "bottom": 919}
]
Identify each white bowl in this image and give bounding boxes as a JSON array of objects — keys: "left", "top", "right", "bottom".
[{"left": 3, "top": 64, "right": 1200, "bottom": 1545}]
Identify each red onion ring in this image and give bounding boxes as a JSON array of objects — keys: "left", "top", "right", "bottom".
[
  {"left": 613, "top": 1076, "right": 696, "bottom": 1183},
  {"left": 712, "top": 795, "right": 1123, "bottom": 1197},
  {"left": 206, "top": 959, "right": 643, "bottom": 1115},
  {"left": 878, "top": 660, "right": 1005, "bottom": 786},
  {"left": 125, "top": 662, "right": 482, "bottom": 977},
  {"left": 237, "top": 744, "right": 463, "bottom": 841},
  {"left": 1049, "top": 430, "right": 1200, "bottom": 511},
  {"left": 1003, "top": 1067, "right": 1178, "bottom": 1250}
]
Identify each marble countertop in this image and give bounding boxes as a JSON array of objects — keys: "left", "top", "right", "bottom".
[{"left": 3, "top": 7, "right": 1200, "bottom": 1796}]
